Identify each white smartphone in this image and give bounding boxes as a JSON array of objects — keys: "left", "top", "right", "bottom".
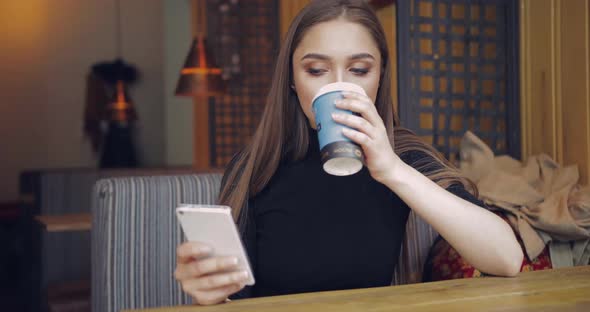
[{"left": 175, "top": 204, "right": 255, "bottom": 286}]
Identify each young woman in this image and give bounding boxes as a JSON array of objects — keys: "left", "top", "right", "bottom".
[{"left": 174, "top": 0, "right": 523, "bottom": 305}]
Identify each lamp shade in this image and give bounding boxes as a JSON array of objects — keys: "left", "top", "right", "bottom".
[{"left": 175, "top": 35, "right": 225, "bottom": 97}]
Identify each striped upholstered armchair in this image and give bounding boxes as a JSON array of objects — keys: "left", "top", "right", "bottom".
[{"left": 91, "top": 173, "right": 438, "bottom": 312}]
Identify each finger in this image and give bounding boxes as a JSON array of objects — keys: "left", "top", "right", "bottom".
[
  {"left": 185, "top": 270, "right": 250, "bottom": 291},
  {"left": 332, "top": 113, "right": 376, "bottom": 140},
  {"left": 176, "top": 242, "right": 213, "bottom": 264},
  {"left": 342, "top": 127, "right": 371, "bottom": 146},
  {"left": 193, "top": 283, "right": 245, "bottom": 306},
  {"left": 176, "top": 256, "right": 240, "bottom": 280},
  {"left": 337, "top": 92, "right": 383, "bottom": 128}
]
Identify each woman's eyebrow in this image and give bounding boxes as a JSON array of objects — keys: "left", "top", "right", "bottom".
[
  {"left": 300, "top": 52, "right": 375, "bottom": 61},
  {"left": 349, "top": 53, "right": 375, "bottom": 60},
  {"left": 300, "top": 53, "right": 331, "bottom": 61}
]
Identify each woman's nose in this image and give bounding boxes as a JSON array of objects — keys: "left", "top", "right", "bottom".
[{"left": 333, "top": 69, "right": 347, "bottom": 83}]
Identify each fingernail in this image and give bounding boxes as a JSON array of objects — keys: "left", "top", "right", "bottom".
[
  {"left": 334, "top": 99, "right": 342, "bottom": 104},
  {"left": 332, "top": 113, "right": 341, "bottom": 120},
  {"left": 198, "top": 245, "right": 212, "bottom": 254},
  {"left": 240, "top": 271, "right": 249, "bottom": 279},
  {"left": 222, "top": 257, "right": 238, "bottom": 266},
  {"left": 232, "top": 271, "right": 248, "bottom": 282}
]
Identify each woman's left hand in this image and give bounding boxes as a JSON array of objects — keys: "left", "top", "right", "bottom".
[{"left": 332, "top": 91, "right": 402, "bottom": 184}]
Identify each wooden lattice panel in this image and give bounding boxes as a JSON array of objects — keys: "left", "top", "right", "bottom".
[
  {"left": 398, "top": 0, "right": 519, "bottom": 163},
  {"left": 207, "top": 0, "right": 279, "bottom": 168}
]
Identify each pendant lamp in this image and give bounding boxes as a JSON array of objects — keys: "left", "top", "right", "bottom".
[{"left": 175, "top": 0, "right": 225, "bottom": 96}]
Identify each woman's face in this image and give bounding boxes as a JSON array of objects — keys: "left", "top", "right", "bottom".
[{"left": 292, "top": 18, "right": 382, "bottom": 128}]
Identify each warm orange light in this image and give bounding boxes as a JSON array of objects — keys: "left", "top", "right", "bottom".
[
  {"left": 198, "top": 34, "right": 206, "bottom": 70},
  {"left": 0, "top": 1, "right": 47, "bottom": 50},
  {"left": 111, "top": 81, "right": 129, "bottom": 110},
  {"left": 108, "top": 80, "right": 134, "bottom": 122},
  {"left": 180, "top": 67, "right": 222, "bottom": 75}
]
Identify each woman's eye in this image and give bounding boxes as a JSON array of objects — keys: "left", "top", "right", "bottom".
[
  {"left": 306, "top": 68, "right": 326, "bottom": 76},
  {"left": 350, "top": 68, "right": 369, "bottom": 75}
]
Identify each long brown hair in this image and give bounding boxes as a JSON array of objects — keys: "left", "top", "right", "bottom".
[{"left": 219, "top": 0, "right": 476, "bottom": 227}]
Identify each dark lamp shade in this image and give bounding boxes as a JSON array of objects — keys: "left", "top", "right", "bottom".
[{"left": 175, "top": 36, "right": 225, "bottom": 97}]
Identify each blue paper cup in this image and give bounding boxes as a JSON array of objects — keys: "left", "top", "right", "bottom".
[{"left": 312, "top": 82, "right": 366, "bottom": 176}]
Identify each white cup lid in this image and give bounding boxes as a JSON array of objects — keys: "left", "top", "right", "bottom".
[{"left": 312, "top": 82, "right": 367, "bottom": 104}]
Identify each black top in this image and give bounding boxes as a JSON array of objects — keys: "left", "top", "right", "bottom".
[{"left": 228, "top": 129, "right": 483, "bottom": 299}]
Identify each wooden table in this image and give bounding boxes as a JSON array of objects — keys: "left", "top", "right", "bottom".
[
  {"left": 125, "top": 266, "right": 590, "bottom": 312},
  {"left": 35, "top": 213, "right": 92, "bottom": 232}
]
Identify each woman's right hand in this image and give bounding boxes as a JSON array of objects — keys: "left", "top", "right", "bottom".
[{"left": 174, "top": 241, "right": 249, "bottom": 305}]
